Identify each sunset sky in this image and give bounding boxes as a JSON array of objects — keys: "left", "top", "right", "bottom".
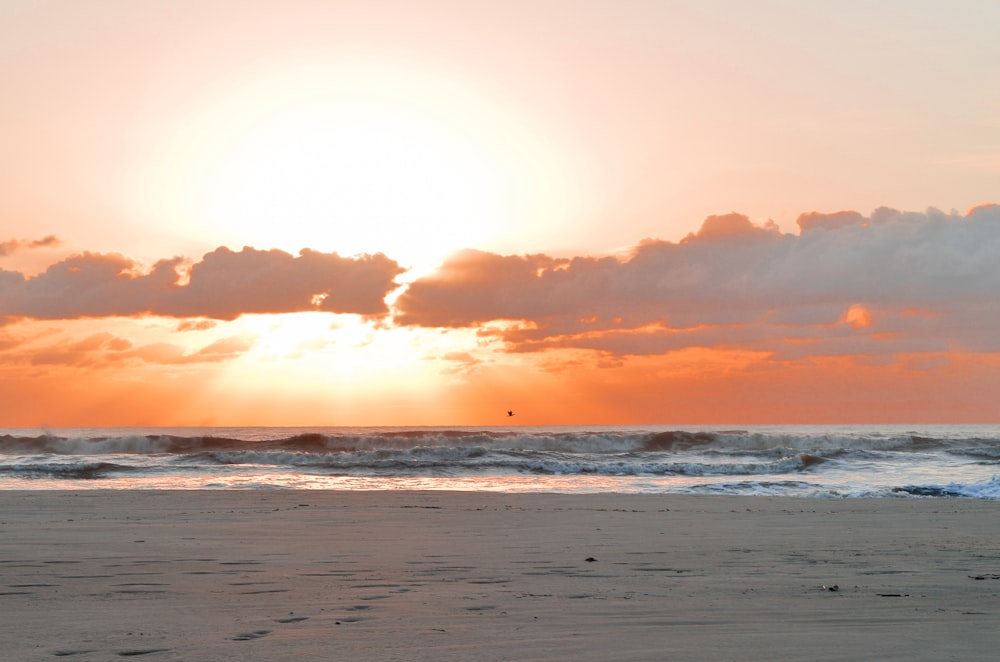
[{"left": 2, "top": 0, "right": 999, "bottom": 426}]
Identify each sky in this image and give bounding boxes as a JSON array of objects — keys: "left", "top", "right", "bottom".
[{"left": 2, "top": 0, "right": 999, "bottom": 426}]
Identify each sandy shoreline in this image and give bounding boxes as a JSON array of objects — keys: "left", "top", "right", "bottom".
[{"left": 2, "top": 490, "right": 999, "bottom": 660}]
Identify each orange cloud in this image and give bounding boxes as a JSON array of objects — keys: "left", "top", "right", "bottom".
[
  {"left": 842, "top": 304, "right": 873, "bottom": 329},
  {"left": 681, "top": 212, "right": 780, "bottom": 241},
  {"left": 0, "top": 235, "right": 61, "bottom": 256},
  {"left": 0, "top": 322, "right": 257, "bottom": 369},
  {"left": 28, "top": 332, "right": 119, "bottom": 367},
  {"left": 176, "top": 319, "right": 217, "bottom": 331},
  {"left": 115, "top": 338, "right": 257, "bottom": 365},
  {"left": 795, "top": 210, "right": 866, "bottom": 233},
  {"left": 194, "top": 334, "right": 256, "bottom": 360}
]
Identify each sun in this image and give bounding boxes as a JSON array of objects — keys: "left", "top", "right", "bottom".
[
  {"left": 137, "top": 54, "right": 566, "bottom": 273},
  {"left": 198, "top": 96, "right": 505, "bottom": 272}
]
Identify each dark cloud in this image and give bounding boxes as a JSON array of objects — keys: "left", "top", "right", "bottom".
[
  {"left": 0, "top": 246, "right": 404, "bottom": 321},
  {"left": 395, "top": 205, "right": 1000, "bottom": 359}
]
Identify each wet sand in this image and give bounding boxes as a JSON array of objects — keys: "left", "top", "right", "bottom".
[{"left": 2, "top": 490, "right": 999, "bottom": 661}]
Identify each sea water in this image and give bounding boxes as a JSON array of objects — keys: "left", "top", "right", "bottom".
[{"left": 0, "top": 424, "right": 998, "bottom": 497}]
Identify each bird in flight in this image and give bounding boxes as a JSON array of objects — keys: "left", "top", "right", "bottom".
[{"left": 507, "top": 410, "right": 515, "bottom": 417}]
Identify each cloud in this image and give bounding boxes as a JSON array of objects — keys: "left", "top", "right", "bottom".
[
  {"left": 395, "top": 205, "right": 1000, "bottom": 361},
  {"left": 0, "top": 246, "right": 404, "bottom": 321},
  {"left": 0, "top": 235, "right": 61, "bottom": 257},
  {"left": 795, "top": 210, "right": 866, "bottom": 233},
  {"left": 7, "top": 329, "right": 258, "bottom": 368},
  {"left": 108, "top": 334, "right": 257, "bottom": 365},
  {"left": 435, "top": 350, "right": 485, "bottom": 374},
  {"left": 27, "top": 332, "right": 126, "bottom": 367},
  {"left": 194, "top": 334, "right": 256, "bottom": 359},
  {"left": 176, "top": 319, "right": 217, "bottom": 332}
]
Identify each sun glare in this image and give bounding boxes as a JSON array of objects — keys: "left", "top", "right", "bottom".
[
  {"left": 203, "top": 312, "right": 475, "bottom": 424},
  {"left": 116, "top": 52, "right": 589, "bottom": 424},
  {"left": 200, "top": 102, "right": 503, "bottom": 270},
  {"left": 137, "top": 54, "right": 569, "bottom": 273}
]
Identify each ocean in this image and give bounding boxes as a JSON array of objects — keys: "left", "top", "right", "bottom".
[{"left": 2, "top": 424, "right": 998, "bottom": 497}]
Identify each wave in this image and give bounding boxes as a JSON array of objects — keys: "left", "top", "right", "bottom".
[
  {"left": 0, "top": 427, "right": 995, "bottom": 495},
  {"left": 0, "top": 449, "right": 821, "bottom": 479},
  {"left": 2, "top": 428, "right": 998, "bottom": 457},
  {"left": 946, "top": 446, "right": 1000, "bottom": 461},
  {"left": 191, "top": 447, "right": 822, "bottom": 477},
  {"left": 677, "top": 476, "right": 1000, "bottom": 499},
  {"left": 682, "top": 480, "right": 818, "bottom": 496},
  {"left": 0, "top": 461, "right": 133, "bottom": 480},
  {"left": 892, "top": 475, "right": 1000, "bottom": 499}
]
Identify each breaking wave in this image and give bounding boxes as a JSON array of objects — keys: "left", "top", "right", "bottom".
[
  {"left": 2, "top": 428, "right": 997, "bottom": 456},
  {"left": 0, "top": 425, "right": 997, "bottom": 496},
  {"left": 892, "top": 476, "right": 1000, "bottom": 499}
]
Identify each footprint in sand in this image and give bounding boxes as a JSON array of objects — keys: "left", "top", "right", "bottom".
[
  {"left": 52, "top": 650, "right": 96, "bottom": 657},
  {"left": 116, "top": 649, "right": 172, "bottom": 657},
  {"left": 231, "top": 630, "right": 272, "bottom": 641}
]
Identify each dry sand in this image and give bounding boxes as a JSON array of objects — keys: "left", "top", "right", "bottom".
[{"left": 1, "top": 490, "right": 999, "bottom": 661}]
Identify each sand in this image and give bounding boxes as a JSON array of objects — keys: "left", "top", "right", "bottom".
[{"left": 1, "top": 490, "right": 998, "bottom": 661}]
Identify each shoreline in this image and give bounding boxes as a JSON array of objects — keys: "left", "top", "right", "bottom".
[{"left": 3, "top": 490, "right": 999, "bottom": 660}]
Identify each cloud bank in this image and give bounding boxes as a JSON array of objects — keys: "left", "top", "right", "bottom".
[
  {"left": 0, "top": 246, "right": 404, "bottom": 321},
  {"left": 395, "top": 205, "right": 1000, "bottom": 360},
  {"left": 3, "top": 205, "right": 999, "bottom": 369}
]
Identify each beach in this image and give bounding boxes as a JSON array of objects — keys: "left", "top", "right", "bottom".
[{"left": 2, "top": 490, "right": 998, "bottom": 661}]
